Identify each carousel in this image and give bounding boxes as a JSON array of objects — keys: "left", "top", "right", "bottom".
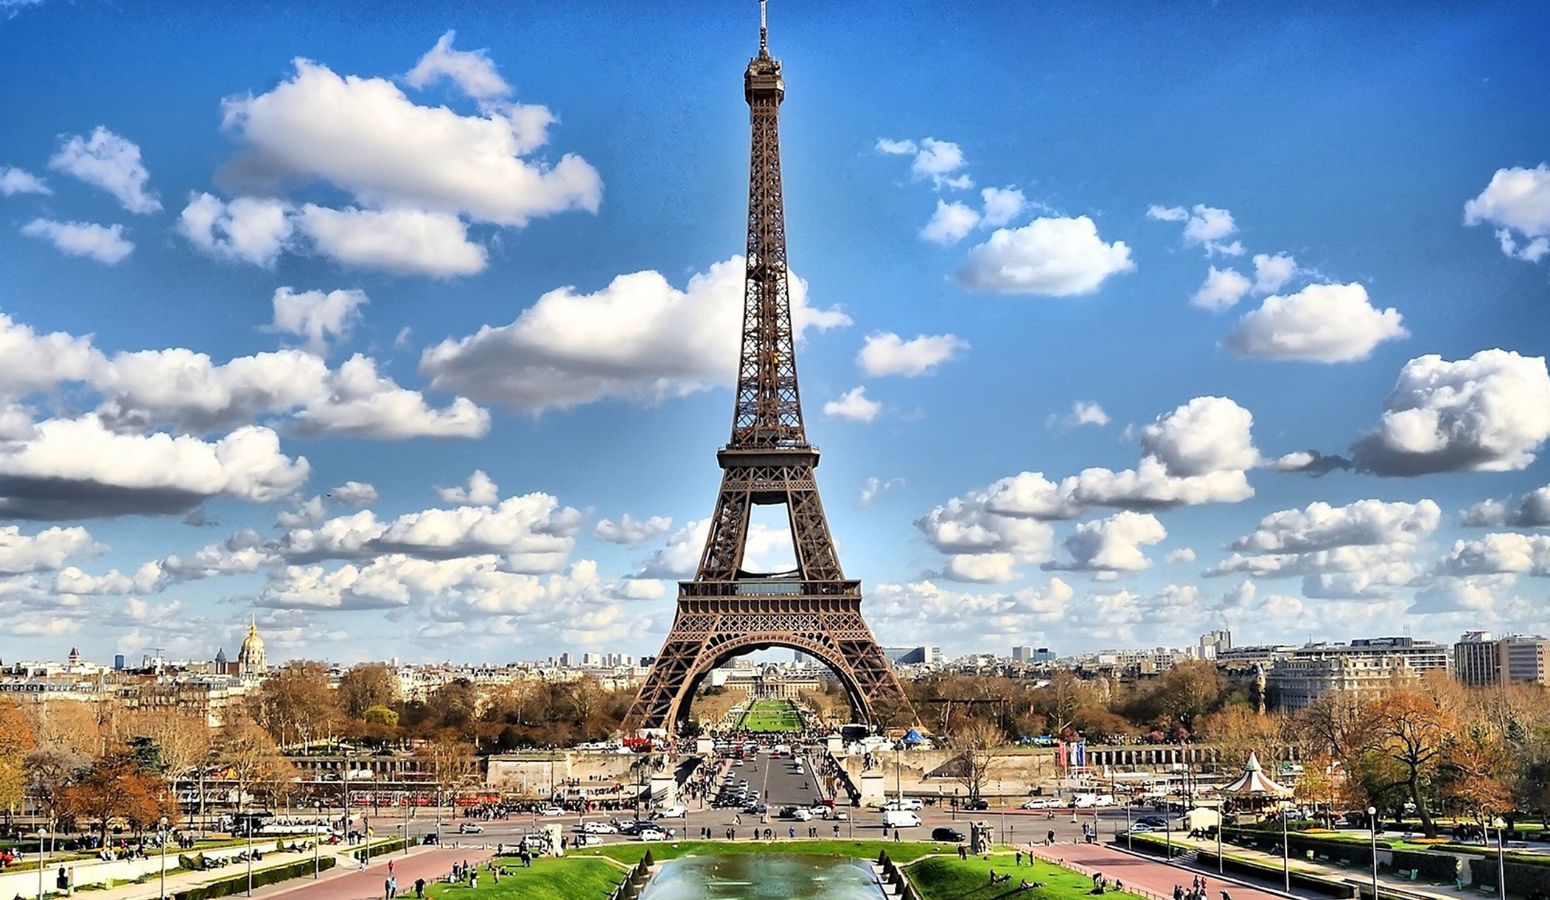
[{"left": 1218, "top": 751, "right": 1292, "bottom": 820}]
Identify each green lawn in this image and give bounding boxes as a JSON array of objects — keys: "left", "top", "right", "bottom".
[
  {"left": 908, "top": 852, "right": 1145, "bottom": 900},
  {"left": 572, "top": 838, "right": 955, "bottom": 866},
  {"left": 427, "top": 857, "right": 625, "bottom": 900},
  {"left": 737, "top": 698, "right": 804, "bottom": 732}
]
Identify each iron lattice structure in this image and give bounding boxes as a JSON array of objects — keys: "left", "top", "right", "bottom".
[{"left": 623, "top": 9, "right": 915, "bottom": 736}]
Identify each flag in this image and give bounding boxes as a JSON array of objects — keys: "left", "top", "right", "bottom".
[{"left": 1075, "top": 740, "right": 1086, "bottom": 768}]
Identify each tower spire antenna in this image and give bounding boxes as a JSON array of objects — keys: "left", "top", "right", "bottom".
[{"left": 759, "top": 0, "right": 768, "bottom": 54}]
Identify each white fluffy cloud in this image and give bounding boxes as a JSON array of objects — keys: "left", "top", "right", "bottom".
[
  {"left": 20, "top": 219, "right": 133, "bottom": 264},
  {"left": 1049, "top": 401, "right": 1111, "bottom": 430},
  {"left": 177, "top": 193, "right": 293, "bottom": 266},
  {"left": 1351, "top": 349, "right": 1550, "bottom": 475},
  {"left": 0, "top": 167, "right": 50, "bottom": 196},
  {"left": 0, "top": 526, "right": 97, "bottom": 575},
  {"left": 955, "top": 216, "right": 1135, "bottom": 296},
  {"left": 404, "top": 30, "right": 512, "bottom": 101},
  {"left": 279, "top": 491, "right": 582, "bottom": 573},
  {"left": 1438, "top": 533, "right": 1550, "bottom": 577},
  {"left": 1462, "top": 484, "right": 1550, "bottom": 528},
  {"left": 0, "top": 313, "right": 484, "bottom": 441},
  {"left": 328, "top": 481, "right": 378, "bottom": 505},
  {"left": 822, "top": 386, "right": 881, "bottom": 423},
  {"left": 1045, "top": 511, "right": 1167, "bottom": 574},
  {"left": 980, "top": 187, "right": 1026, "bottom": 227},
  {"left": 875, "top": 137, "right": 971, "bottom": 189},
  {"left": 1190, "top": 266, "right": 1251, "bottom": 311},
  {"left": 859, "top": 476, "right": 904, "bottom": 507},
  {"left": 1165, "top": 547, "right": 1197, "bottom": 565},
  {"left": 920, "top": 199, "right": 980, "bottom": 244},
  {"left": 436, "top": 470, "right": 500, "bottom": 506},
  {"left": 270, "top": 287, "right": 367, "bottom": 354},
  {"left": 918, "top": 187, "right": 1028, "bottom": 244},
  {"left": 48, "top": 127, "right": 160, "bottom": 213},
  {"left": 0, "top": 415, "right": 308, "bottom": 519},
  {"left": 1464, "top": 164, "right": 1550, "bottom": 262},
  {"left": 223, "top": 57, "right": 598, "bottom": 227},
  {"left": 1231, "top": 499, "right": 1441, "bottom": 554},
  {"left": 1252, "top": 253, "right": 1298, "bottom": 293},
  {"left": 1147, "top": 203, "right": 1243, "bottom": 256},
  {"left": 1227, "top": 282, "right": 1407, "bottom": 363},
  {"left": 293, "top": 204, "right": 488, "bottom": 277},
  {"left": 856, "top": 332, "right": 966, "bottom": 378},
  {"left": 420, "top": 256, "right": 849, "bottom": 412},
  {"left": 593, "top": 514, "right": 673, "bottom": 546},
  {"left": 996, "top": 396, "right": 1257, "bottom": 514}
]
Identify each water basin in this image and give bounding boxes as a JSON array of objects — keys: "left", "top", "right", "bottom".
[{"left": 638, "top": 853, "right": 885, "bottom": 899}]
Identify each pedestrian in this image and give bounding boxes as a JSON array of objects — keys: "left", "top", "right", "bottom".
[
  {"left": 390, "top": 876, "right": 398, "bottom": 898},
  {"left": 1016, "top": 849, "right": 1023, "bottom": 866},
  {"left": 384, "top": 877, "right": 393, "bottom": 900},
  {"left": 958, "top": 845, "right": 967, "bottom": 860},
  {"left": 414, "top": 878, "right": 425, "bottom": 899},
  {"left": 388, "top": 859, "right": 395, "bottom": 876},
  {"left": 788, "top": 826, "right": 795, "bottom": 839},
  {"left": 469, "top": 870, "right": 477, "bottom": 890}
]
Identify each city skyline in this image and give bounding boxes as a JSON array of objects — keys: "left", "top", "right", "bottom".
[{"left": 2, "top": 1, "right": 1549, "bottom": 665}]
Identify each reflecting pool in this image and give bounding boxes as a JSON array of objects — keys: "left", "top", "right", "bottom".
[{"left": 638, "top": 853, "right": 885, "bottom": 899}]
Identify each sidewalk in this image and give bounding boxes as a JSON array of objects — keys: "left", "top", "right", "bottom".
[
  {"left": 1149, "top": 832, "right": 1479, "bottom": 900},
  {"left": 71, "top": 839, "right": 428, "bottom": 900},
  {"left": 1030, "top": 841, "right": 1295, "bottom": 900},
  {"left": 260, "top": 847, "right": 495, "bottom": 900}
]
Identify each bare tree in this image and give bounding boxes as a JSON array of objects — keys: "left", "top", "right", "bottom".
[{"left": 947, "top": 718, "right": 1006, "bottom": 803}]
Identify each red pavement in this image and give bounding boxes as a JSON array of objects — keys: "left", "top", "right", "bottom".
[
  {"left": 261, "top": 848, "right": 495, "bottom": 900},
  {"left": 1029, "top": 842, "right": 1288, "bottom": 900}
]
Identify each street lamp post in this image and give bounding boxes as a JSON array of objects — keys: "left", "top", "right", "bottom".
[
  {"left": 1217, "top": 808, "right": 1224, "bottom": 875},
  {"left": 313, "top": 800, "right": 323, "bottom": 879},
  {"left": 1126, "top": 803, "right": 1132, "bottom": 852},
  {"left": 1281, "top": 807, "right": 1290, "bottom": 892},
  {"left": 1165, "top": 810, "right": 1172, "bottom": 859},
  {"left": 159, "top": 818, "right": 170, "bottom": 900},
  {"left": 245, "top": 821, "right": 254, "bottom": 898},
  {"left": 1368, "top": 806, "right": 1379, "bottom": 900},
  {"left": 1496, "top": 822, "right": 1507, "bottom": 900},
  {"left": 36, "top": 827, "right": 46, "bottom": 900},
  {"left": 998, "top": 779, "right": 1006, "bottom": 850}
]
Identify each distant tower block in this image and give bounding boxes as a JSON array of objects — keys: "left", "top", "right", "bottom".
[{"left": 623, "top": 4, "right": 914, "bottom": 736}]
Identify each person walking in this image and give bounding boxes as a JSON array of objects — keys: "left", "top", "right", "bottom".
[
  {"left": 384, "top": 877, "right": 393, "bottom": 900},
  {"left": 414, "top": 878, "right": 425, "bottom": 899}
]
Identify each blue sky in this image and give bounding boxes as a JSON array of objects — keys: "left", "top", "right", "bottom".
[{"left": 1, "top": 0, "right": 1548, "bottom": 666}]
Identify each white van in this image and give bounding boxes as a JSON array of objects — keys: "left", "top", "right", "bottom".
[{"left": 883, "top": 809, "right": 922, "bottom": 828}]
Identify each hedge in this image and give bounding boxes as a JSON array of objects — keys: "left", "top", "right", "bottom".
[
  {"left": 355, "top": 838, "right": 417, "bottom": 862},
  {"left": 170, "top": 855, "right": 336, "bottom": 900},
  {"left": 1191, "top": 848, "right": 1355, "bottom": 898},
  {"left": 1388, "top": 849, "right": 1460, "bottom": 884},
  {"left": 1469, "top": 856, "right": 1550, "bottom": 898}
]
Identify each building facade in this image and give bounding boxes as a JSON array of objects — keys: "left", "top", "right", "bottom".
[{"left": 1269, "top": 637, "right": 1450, "bottom": 711}]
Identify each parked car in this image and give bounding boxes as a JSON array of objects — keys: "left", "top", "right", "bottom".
[
  {"left": 1137, "top": 816, "right": 1169, "bottom": 828},
  {"left": 457, "top": 823, "right": 484, "bottom": 834},
  {"left": 581, "top": 821, "right": 617, "bottom": 834},
  {"left": 964, "top": 799, "right": 989, "bottom": 811},
  {"left": 636, "top": 829, "right": 667, "bottom": 842},
  {"left": 931, "top": 827, "right": 966, "bottom": 842},
  {"left": 537, "top": 806, "right": 566, "bottom": 817},
  {"left": 791, "top": 809, "right": 813, "bottom": 821},
  {"left": 1022, "top": 797, "right": 1063, "bottom": 810},
  {"left": 572, "top": 833, "right": 603, "bottom": 846},
  {"left": 884, "top": 798, "right": 924, "bottom": 811},
  {"left": 657, "top": 804, "right": 688, "bottom": 818}
]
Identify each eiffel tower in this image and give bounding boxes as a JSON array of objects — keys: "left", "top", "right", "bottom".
[{"left": 623, "top": 2, "right": 915, "bottom": 736}]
